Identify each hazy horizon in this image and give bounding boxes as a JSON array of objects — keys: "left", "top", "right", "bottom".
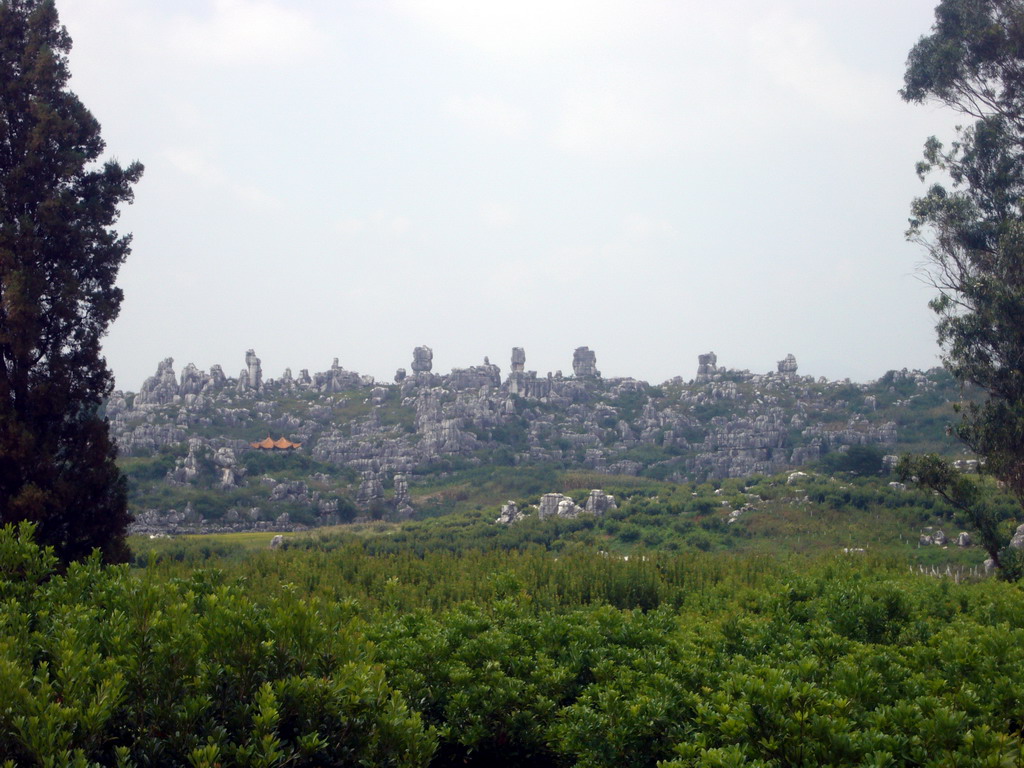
[
  {"left": 118, "top": 342, "right": 945, "bottom": 394},
  {"left": 58, "top": 0, "right": 956, "bottom": 390}
]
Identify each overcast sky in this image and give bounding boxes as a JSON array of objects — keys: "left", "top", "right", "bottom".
[{"left": 58, "top": 0, "right": 959, "bottom": 391}]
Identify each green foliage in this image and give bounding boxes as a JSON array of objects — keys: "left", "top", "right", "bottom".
[
  {"left": 118, "top": 448, "right": 179, "bottom": 484},
  {"left": 901, "top": 0, "right": 1024, "bottom": 578},
  {"left": 0, "top": 521, "right": 57, "bottom": 601},
  {"left": 121, "top": 445, "right": 359, "bottom": 526},
  {"left": 816, "top": 445, "right": 886, "bottom": 476},
  {"left": 0, "top": 0, "right": 140, "bottom": 564},
  {"left": 897, "top": 454, "right": 1013, "bottom": 567},
  {"left": 901, "top": 0, "right": 1024, "bottom": 581},
  {"left": 215, "top": 467, "right": 999, "bottom": 568},
  {"left": 608, "top": 389, "right": 649, "bottom": 424},
  {"left": 0, "top": 523, "right": 435, "bottom": 767},
  {"left": 240, "top": 450, "right": 341, "bottom": 480},
  {"left": 7, "top": 520, "right": 1024, "bottom": 766}
]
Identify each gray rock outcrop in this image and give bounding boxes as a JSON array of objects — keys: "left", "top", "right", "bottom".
[
  {"left": 357, "top": 471, "right": 385, "bottom": 508},
  {"left": 696, "top": 352, "right": 719, "bottom": 382},
  {"left": 777, "top": 354, "right": 798, "bottom": 375},
  {"left": 412, "top": 346, "right": 433, "bottom": 374},
  {"left": 135, "top": 358, "right": 179, "bottom": 406},
  {"left": 116, "top": 346, "right": 947, "bottom": 535},
  {"left": 919, "top": 527, "right": 949, "bottom": 546},
  {"left": 584, "top": 489, "right": 617, "bottom": 515},
  {"left": 245, "top": 349, "right": 262, "bottom": 391},
  {"left": 573, "top": 347, "right": 599, "bottom": 378},
  {"left": 538, "top": 493, "right": 584, "bottom": 519},
  {"left": 213, "top": 447, "right": 244, "bottom": 488},
  {"left": 393, "top": 473, "right": 414, "bottom": 518},
  {"left": 495, "top": 501, "right": 525, "bottom": 524}
]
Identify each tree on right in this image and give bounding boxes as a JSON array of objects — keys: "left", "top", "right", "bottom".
[{"left": 899, "top": 0, "right": 1024, "bottom": 578}]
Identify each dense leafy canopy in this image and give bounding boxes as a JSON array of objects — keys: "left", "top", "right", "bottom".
[
  {"left": 901, "top": 0, "right": 1024, "bottom": 571},
  {"left": 4, "top": 524, "right": 1024, "bottom": 767},
  {"left": 0, "top": 0, "right": 141, "bottom": 562}
]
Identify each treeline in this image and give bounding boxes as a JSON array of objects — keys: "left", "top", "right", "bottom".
[{"left": 4, "top": 523, "right": 1024, "bottom": 767}]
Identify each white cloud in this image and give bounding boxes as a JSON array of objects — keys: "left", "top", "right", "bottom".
[
  {"left": 747, "top": 10, "right": 886, "bottom": 120},
  {"left": 480, "top": 202, "right": 518, "bottom": 229},
  {"left": 553, "top": 85, "right": 676, "bottom": 158},
  {"left": 397, "top": 0, "right": 631, "bottom": 59},
  {"left": 168, "top": 0, "right": 323, "bottom": 65},
  {"left": 624, "top": 214, "right": 675, "bottom": 238},
  {"left": 164, "top": 147, "right": 225, "bottom": 185},
  {"left": 163, "top": 147, "right": 280, "bottom": 209},
  {"left": 333, "top": 211, "right": 413, "bottom": 238},
  {"left": 390, "top": 216, "right": 413, "bottom": 235},
  {"left": 336, "top": 217, "right": 365, "bottom": 236},
  {"left": 447, "top": 95, "right": 530, "bottom": 140}
]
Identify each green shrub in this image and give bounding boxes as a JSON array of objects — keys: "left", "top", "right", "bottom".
[{"left": 0, "top": 524, "right": 435, "bottom": 767}]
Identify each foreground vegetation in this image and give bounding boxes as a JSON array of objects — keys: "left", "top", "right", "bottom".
[{"left": 4, "top": 520, "right": 1024, "bottom": 767}]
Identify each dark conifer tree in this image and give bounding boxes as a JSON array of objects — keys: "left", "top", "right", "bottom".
[{"left": 0, "top": 0, "right": 142, "bottom": 563}]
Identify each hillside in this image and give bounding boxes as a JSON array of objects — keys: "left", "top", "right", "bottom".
[{"left": 109, "top": 346, "right": 964, "bottom": 534}]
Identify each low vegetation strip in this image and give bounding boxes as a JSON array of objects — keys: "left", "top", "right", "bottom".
[{"left": 3, "top": 522, "right": 1024, "bottom": 767}]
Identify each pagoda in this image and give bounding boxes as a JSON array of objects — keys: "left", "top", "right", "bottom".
[{"left": 249, "top": 436, "right": 302, "bottom": 451}]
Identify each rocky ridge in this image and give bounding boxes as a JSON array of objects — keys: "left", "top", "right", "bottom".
[{"left": 111, "top": 347, "right": 954, "bottom": 534}]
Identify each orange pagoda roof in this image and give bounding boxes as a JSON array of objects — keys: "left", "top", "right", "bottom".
[{"left": 250, "top": 436, "right": 302, "bottom": 450}]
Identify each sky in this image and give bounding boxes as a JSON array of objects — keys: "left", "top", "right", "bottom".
[{"left": 57, "top": 0, "right": 961, "bottom": 391}]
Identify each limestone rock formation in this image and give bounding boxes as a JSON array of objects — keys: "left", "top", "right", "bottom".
[
  {"left": 919, "top": 527, "right": 948, "bottom": 546},
  {"left": 166, "top": 438, "right": 205, "bottom": 485},
  {"left": 495, "top": 500, "right": 525, "bottom": 525},
  {"left": 179, "top": 363, "right": 205, "bottom": 395},
  {"left": 572, "top": 347, "right": 599, "bottom": 378},
  {"left": 511, "top": 347, "right": 525, "bottom": 373},
  {"left": 393, "top": 473, "right": 414, "bottom": 518},
  {"left": 357, "top": 471, "right": 385, "bottom": 509},
  {"left": 696, "top": 352, "right": 719, "bottom": 382},
  {"left": 270, "top": 481, "right": 309, "bottom": 502},
  {"left": 245, "top": 349, "right": 263, "bottom": 391},
  {"left": 213, "top": 447, "right": 244, "bottom": 489},
  {"left": 316, "top": 358, "right": 363, "bottom": 392},
  {"left": 777, "top": 354, "right": 798, "bottom": 375},
  {"left": 412, "top": 346, "right": 433, "bottom": 374},
  {"left": 135, "top": 358, "right": 179, "bottom": 406},
  {"left": 584, "top": 489, "right": 617, "bottom": 515},
  {"left": 114, "top": 345, "right": 950, "bottom": 535},
  {"left": 449, "top": 360, "right": 501, "bottom": 390},
  {"left": 538, "top": 493, "right": 584, "bottom": 519}
]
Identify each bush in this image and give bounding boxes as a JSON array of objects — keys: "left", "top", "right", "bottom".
[{"left": 0, "top": 524, "right": 435, "bottom": 767}]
